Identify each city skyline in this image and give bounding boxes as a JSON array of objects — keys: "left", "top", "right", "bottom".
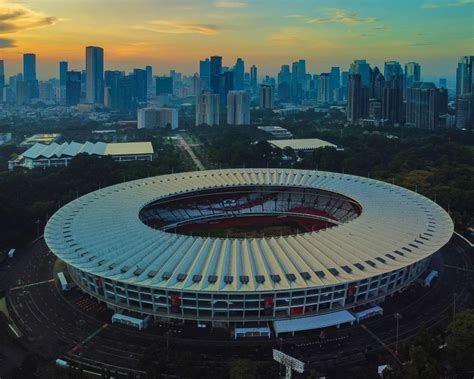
[{"left": 0, "top": 0, "right": 472, "bottom": 80}]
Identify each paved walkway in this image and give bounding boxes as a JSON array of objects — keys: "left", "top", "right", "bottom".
[{"left": 176, "top": 134, "right": 205, "bottom": 171}]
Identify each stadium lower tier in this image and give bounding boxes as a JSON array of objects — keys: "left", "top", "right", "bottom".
[{"left": 68, "top": 255, "right": 431, "bottom": 326}]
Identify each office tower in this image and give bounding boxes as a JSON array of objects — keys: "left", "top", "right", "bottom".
[
  {"left": 227, "top": 90, "right": 250, "bottom": 125},
  {"left": 330, "top": 67, "right": 340, "bottom": 101},
  {"left": 406, "top": 82, "right": 447, "bottom": 129},
  {"left": 210, "top": 56, "right": 222, "bottom": 95},
  {"left": 456, "top": 56, "right": 474, "bottom": 97},
  {"left": 297, "top": 59, "right": 306, "bottom": 84},
  {"left": 234, "top": 58, "right": 245, "bottom": 90},
  {"left": 384, "top": 61, "right": 403, "bottom": 81},
  {"left": 156, "top": 76, "right": 173, "bottom": 95},
  {"left": 23, "top": 53, "right": 36, "bottom": 82},
  {"left": 65, "top": 71, "right": 81, "bottom": 106},
  {"left": 455, "top": 93, "right": 473, "bottom": 128},
  {"left": 199, "top": 58, "right": 211, "bottom": 90},
  {"left": 85, "top": 46, "right": 104, "bottom": 104},
  {"left": 318, "top": 73, "right": 332, "bottom": 104},
  {"left": 382, "top": 74, "right": 404, "bottom": 125},
  {"left": 0, "top": 60, "right": 4, "bottom": 102},
  {"left": 219, "top": 70, "right": 234, "bottom": 107},
  {"left": 38, "top": 82, "right": 54, "bottom": 101},
  {"left": 351, "top": 60, "right": 371, "bottom": 86},
  {"left": 132, "top": 68, "right": 147, "bottom": 103},
  {"left": 404, "top": 62, "right": 421, "bottom": 89},
  {"left": 310, "top": 74, "right": 319, "bottom": 100},
  {"left": 196, "top": 92, "right": 220, "bottom": 126},
  {"left": 250, "top": 65, "right": 258, "bottom": 93},
  {"left": 439, "top": 78, "right": 447, "bottom": 88},
  {"left": 259, "top": 84, "right": 273, "bottom": 109},
  {"left": 347, "top": 74, "right": 369, "bottom": 125},
  {"left": 15, "top": 81, "right": 28, "bottom": 106},
  {"left": 341, "top": 71, "right": 349, "bottom": 101},
  {"left": 370, "top": 67, "right": 385, "bottom": 100},
  {"left": 191, "top": 74, "right": 201, "bottom": 96},
  {"left": 278, "top": 65, "right": 291, "bottom": 102},
  {"left": 59, "top": 61, "right": 68, "bottom": 86},
  {"left": 145, "top": 65, "right": 154, "bottom": 96},
  {"left": 114, "top": 75, "right": 134, "bottom": 113}
]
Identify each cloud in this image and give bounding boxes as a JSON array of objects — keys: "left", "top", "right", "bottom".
[
  {"left": 135, "top": 20, "right": 219, "bottom": 35},
  {"left": 306, "top": 10, "right": 378, "bottom": 24},
  {"left": 0, "top": 3, "right": 57, "bottom": 34},
  {"left": 214, "top": 1, "right": 247, "bottom": 8},
  {"left": 284, "top": 14, "right": 305, "bottom": 18},
  {"left": 421, "top": 0, "right": 473, "bottom": 8},
  {"left": 0, "top": 37, "right": 15, "bottom": 48}
]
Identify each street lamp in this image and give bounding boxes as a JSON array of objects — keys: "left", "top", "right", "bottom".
[{"left": 394, "top": 313, "right": 403, "bottom": 355}]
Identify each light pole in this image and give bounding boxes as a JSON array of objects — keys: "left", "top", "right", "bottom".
[{"left": 394, "top": 313, "right": 402, "bottom": 355}]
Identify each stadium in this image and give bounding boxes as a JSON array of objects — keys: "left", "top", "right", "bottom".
[{"left": 44, "top": 169, "right": 453, "bottom": 331}]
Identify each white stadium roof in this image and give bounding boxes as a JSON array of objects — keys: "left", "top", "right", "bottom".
[
  {"left": 268, "top": 138, "right": 337, "bottom": 151},
  {"left": 44, "top": 169, "right": 453, "bottom": 293}
]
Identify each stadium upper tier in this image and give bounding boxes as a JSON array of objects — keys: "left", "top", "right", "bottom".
[{"left": 44, "top": 169, "right": 453, "bottom": 292}]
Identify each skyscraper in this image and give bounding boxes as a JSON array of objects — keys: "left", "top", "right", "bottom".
[
  {"left": 382, "top": 74, "right": 404, "bottom": 125},
  {"left": 456, "top": 56, "right": 474, "bottom": 97},
  {"left": 85, "top": 46, "right": 104, "bottom": 104},
  {"left": 210, "top": 56, "right": 222, "bottom": 95},
  {"left": 66, "top": 71, "right": 81, "bottom": 106},
  {"left": 234, "top": 58, "right": 245, "bottom": 90},
  {"left": 196, "top": 92, "right": 220, "bottom": 126},
  {"left": 23, "top": 53, "right": 36, "bottom": 82},
  {"left": 259, "top": 84, "right": 273, "bottom": 109},
  {"left": 132, "top": 68, "right": 147, "bottom": 103},
  {"left": 406, "top": 82, "right": 447, "bottom": 129},
  {"left": 370, "top": 67, "right": 385, "bottom": 100},
  {"left": 330, "top": 67, "right": 340, "bottom": 101},
  {"left": 384, "top": 61, "right": 403, "bottom": 81},
  {"left": 156, "top": 76, "right": 173, "bottom": 95},
  {"left": 220, "top": 71, "right": 234, "bottom": 107},
  {"left": 0, "top": 60, "right": 4, "bottom": 102},
  {"left": 199, "top": 58, "right": 211, "bottom": 90},
  {"left": 146, "top": 65, "right": 153, "bottom": 96},
  {"left": 404, "top": 62, "right": 421, "bottom": 89},
  {"left": 347, "top": 74, "right": 369, "bottom": 125},
  {"left": 227, "top": 90, "right": 250, "bottom": 125},
  {"left": 250, "top": 65, "right": 258, "bottom": 93},
  {"left": 351, "top": 60, "right": 371, "bottom": 87},
  {"left": 318, "top": 73, "right": 332, "bottom": 104},
  {"left": 277, "top": 65, "right": 291, "bottom": 102},
  {"left": 59, "top": 61, "right": 68, "bottom": 87}
]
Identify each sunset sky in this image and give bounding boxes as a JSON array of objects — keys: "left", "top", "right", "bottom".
[{"left": 0, "top": 0, "right": 473, "bottom": 81}]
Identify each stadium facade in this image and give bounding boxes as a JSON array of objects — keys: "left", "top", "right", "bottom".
[{"left": 45, "top": 169, "right": 453, "bottom": 326}]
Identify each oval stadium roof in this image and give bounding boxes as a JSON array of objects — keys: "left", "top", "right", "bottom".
[{"left": 44, "top": 169, "right": 453, "bottom": 293}]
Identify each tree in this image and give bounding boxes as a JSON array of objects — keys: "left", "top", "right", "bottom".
[
  {"left": 229, "top": 359, "right": 257, "bottom": 379},
  {"left": 447, "top": 310, "right": 474, "bottom": 374}
]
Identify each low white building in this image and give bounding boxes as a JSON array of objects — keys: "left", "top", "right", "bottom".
[
  {"left": 9, "top": 141, "right": 155, "bottom": 170},
  {"left": 268, "top": 138, "right": 338, "bottom": 153}
]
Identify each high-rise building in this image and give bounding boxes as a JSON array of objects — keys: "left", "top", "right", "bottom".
[
  {"left": 137, "top": 107, "right": 178, "bottom": 129},
  {"left": 23, "top": 53, "right": 36, "bottom": 82},
  {"left": 259, "top": 84, "right": 273, "bottom": 109},
  {"left": 318, "top": 73, "right": 332, "bottom": 104},
  {"left": 438, "top": 78, "right": 447, "bottom": 88},
  {"left": 210, "top": 56, "right": 222, "bottom": 95},
  {"left": 370, "top": 66, "right": 385, "bottom": 100},
  {"left": 384, "top": 61, "right": 403, "bottom": 81},
  {"left": 297, "top": 60, "right": 306, "bottom": 84},
  {"left": 330, "top": 67, "right": 340, "bottom": 101},
  {"left": 382, "top": 74, "right": 404, "bottom": 125},
  {"left": 456, "top": 56, "right": 474, "bottom": 97},
  {"left": 406, "top": 82, "right": 447, "bottom": 129},
  {"left": 145, "top": 65, "right": 153, "bottom": 96},
  {"left": 277, "top": 65, "right": 291, "bottom": 102},
  {"left": 59, "top": 61, "right": 68, "bottom": 86},
  {"left": 227, "top": 90, "right": 250, "bottom": 125},
  {"left": 200, "top": 58, "right": 211, "bottom": 90},
  {"left": 66, "top": 71, "right": 81, "bottom": 106},
  {"left": 234, "top": 58, "right": 245, "bottom": 90},
  {"left": 132, "top": 68, "right": 147, "bottom": 103},
  {"left": 85, "top": 46, "right": 104, "bottom": 104},
  {"left": 250, "top": 65, "right": 258, "bottom": 93},
  {"left": 156, "top": 76, "right": 173, "bottom": 95},
  {"left": 347, "top": 74, "right": 369, "bottom": 125},
  {"left": 404, "top": 62, "right": 421, "bottom": 89},
  {"left": 351, "top": 60, "right": 371, "bottom": 87},
  {"left": 455, "top": 93, "right": 473, "bottom": 128},
  {"left": 196, "top": 92, "right": 220, "bottom": 126},
  {"left": 0, "top": 60, "right": 4, "bottom": 102}
]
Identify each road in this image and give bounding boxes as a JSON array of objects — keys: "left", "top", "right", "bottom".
[{"left": 176, "top": 134, "right": 205, "bottom": 171}]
